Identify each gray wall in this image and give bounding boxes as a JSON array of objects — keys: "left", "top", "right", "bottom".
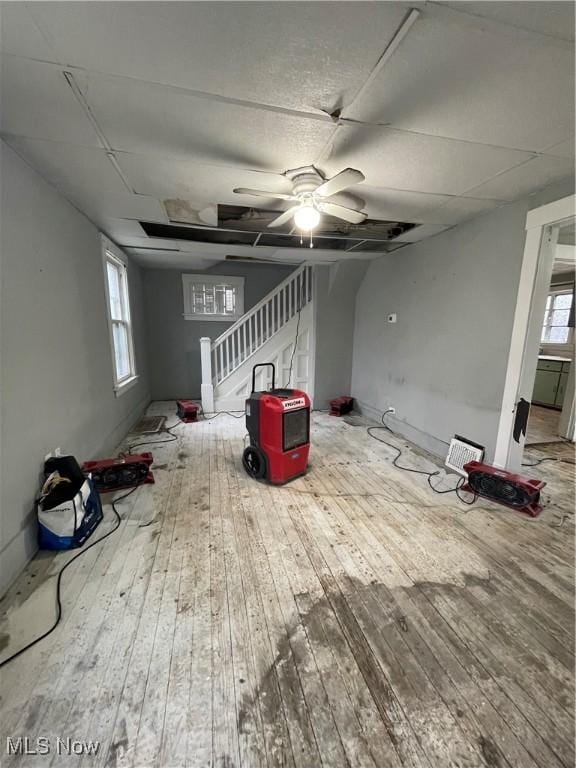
[
  {"left": 0, "top": 142, "right": 150, "bottom": 596},
  {"left": 313, "top": 261, "right": 368, "bottom": 409},
  {"left": 143, "top": 261, "right": 295, "bottom": 400},
  {"left": 351, "top": 177, "right": 575, "bottom": 461}
]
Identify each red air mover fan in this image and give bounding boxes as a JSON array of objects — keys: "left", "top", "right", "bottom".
[
  {"left": 82, "top": 453, "right": 154, "bottom": 493},
  {"left": 177, "top": 400, "right": 199, "bottom": 423},
  {"left": 462, "top": 461, "right": 545, "bottom": 517},
  {"left": 243, "top": 363, "right": 311, "bottom": 485},
  {"left": 330, "top": 396, "right": 354, "bottom": 416}
]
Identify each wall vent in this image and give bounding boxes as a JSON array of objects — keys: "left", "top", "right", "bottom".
[{"left": 445, "top": 435, "right": 485, "bottom": 476}]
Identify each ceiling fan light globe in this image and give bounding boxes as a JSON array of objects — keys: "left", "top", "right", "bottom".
[{"left": 294, "top": 205, "right": 321, "bottom": 231}]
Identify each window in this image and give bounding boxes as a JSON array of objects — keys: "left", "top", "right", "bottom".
[
  {"left": 541, "top": 287, "right": 574, "bottom": 344},
  {"left": 103, "top": 242, "right": 137, "bottom": 393},
  {"left": 182, "top": 274, "right": 245, "bottom": 321}
]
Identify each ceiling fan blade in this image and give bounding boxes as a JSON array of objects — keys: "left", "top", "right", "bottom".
[
  {"left": 233, "top": 187, "right": 296, "bottom": 201},
  {"left": 267, "top": 206, "right": 300, "bottom": 228},
  {"left": 315, "top": 168, "right": 365, "bottom": 197},
  {"left": 317, "top": 201, "right": 367, "bottom": 224}
]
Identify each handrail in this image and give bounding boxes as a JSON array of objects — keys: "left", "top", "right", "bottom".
[
  {"left": 209, "top": 263, "right": 313, "bottom": 386},
  {"left": 211, "top": 263, "right": 307, "bottom": 349}
]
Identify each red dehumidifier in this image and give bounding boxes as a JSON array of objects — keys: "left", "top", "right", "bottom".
[{"left": 243, "top": 363, "right": 311, "bottom": 485}]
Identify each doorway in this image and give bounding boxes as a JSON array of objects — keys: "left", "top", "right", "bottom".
[{"left": 495, "top": 195, "right": 575, "bottom": 471}]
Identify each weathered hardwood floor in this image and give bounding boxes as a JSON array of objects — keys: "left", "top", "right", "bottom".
[{"left": 1, "top": 404, "right": 574, "bottom": 768}]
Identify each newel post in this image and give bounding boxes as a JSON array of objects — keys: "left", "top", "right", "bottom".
[{"left": 200, "top": 337, "right": 214, "bottom": 414}]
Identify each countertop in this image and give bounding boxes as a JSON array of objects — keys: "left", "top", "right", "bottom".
[{"left": 538, "top": 354, "right": 572, "bottom": 363}]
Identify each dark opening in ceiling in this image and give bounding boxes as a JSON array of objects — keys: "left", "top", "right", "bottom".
[
  {"left": 140, "top": 221, "right": 257, "bottom": 246},
  {"left": 139, "top": 207, "right": 418, "bottom": 252},
  {"left": 218, "top": 204, "right": 417, "bottom": 240}
]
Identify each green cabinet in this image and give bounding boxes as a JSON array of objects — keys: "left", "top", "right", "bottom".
[
  {"left": 555, "top": 371, "right": 569, "bottom": 407},
  {"left": 533, "top": 370, "right": 561, "bottom": 406},
  {"left": 532, "top": 359, "right": 571, "bottom": 409}
]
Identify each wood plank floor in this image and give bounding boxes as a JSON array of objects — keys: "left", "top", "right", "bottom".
[
  {"left": 526, "top": 405, "right": 565, "bottom": 447},
  {"left": 1, "top": 403, "right": 574, "bottom": 768}
]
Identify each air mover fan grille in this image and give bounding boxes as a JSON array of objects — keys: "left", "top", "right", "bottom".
[{"left": 462, "top": 461, "right": 545, "bottom": 517}]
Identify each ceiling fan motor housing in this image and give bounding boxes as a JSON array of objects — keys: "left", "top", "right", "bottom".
[{"left": 285, "top": 166, "right": 325, "bottom": 197}]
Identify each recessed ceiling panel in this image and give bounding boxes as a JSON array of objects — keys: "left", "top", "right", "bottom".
[
  {"left": 258, "top": 233, "right": 361, "bottom": 251},
  {"left": 0, "top": 57, "right": 101, "bottom": 146},
  {"left": 347, "top": 10, "right": 575, "bottom": 152},
  {"left": 464, "top": 155, "right": 573, "bottom": 200},
  {"left": 140, "top": 222, "right": 258, "bottom": 246},
  {"left": 217, "top": 204, "right": 417, "bottom": 240},
  {"left": 83, "top": 73, "right": 335, "bottom": 169},
  {"left": 29, "top": 2, "right": 411, "bottom": 111},
  {"left": 325, "top": 126, "right": 534, "bottom": 196}
]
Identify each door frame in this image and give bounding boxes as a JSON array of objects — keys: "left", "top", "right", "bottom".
[{"left": 494, "top": 194, "right": 575, "bottom": 470}]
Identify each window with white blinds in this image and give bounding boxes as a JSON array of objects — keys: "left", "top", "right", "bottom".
[{"left": 182, "top": 274, "right": 245, "bottom": 321}]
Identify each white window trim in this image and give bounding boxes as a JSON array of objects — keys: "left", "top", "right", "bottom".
[
  {"left": 101, "top": 236, "right": 138, "bottom": 396},
  {"left": 182, "top": 273, "right": 245, "bottom": 321},
  {"left": 541, "top": 286, "right": 574, "bottom": 345}
]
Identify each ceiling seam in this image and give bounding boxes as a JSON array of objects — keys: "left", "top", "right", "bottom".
[
  {"left": 314, "top": 7, "right": 422, "bottom": 167},
  {"left": 2, "top": 50, "right": 570, "bottom": 158},
  {"left": 428, "top": 1, "right": 575, "bottom": 46},
  {"left": 457, "top": 154, "right": 563, "bottom": 199},
  {"left": 23, "top": 2, "right": 64, "bottom": 66}
]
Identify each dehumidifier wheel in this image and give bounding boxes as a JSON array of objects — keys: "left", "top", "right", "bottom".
[{"left": 242, "top": 446, "right": 267, "bottom": 480}]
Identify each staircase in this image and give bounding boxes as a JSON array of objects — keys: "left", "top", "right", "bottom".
[{"left": 200, "top": 264, "right": 314, "bottom": 412}]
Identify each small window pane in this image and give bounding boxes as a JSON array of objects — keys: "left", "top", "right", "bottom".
[
  {"left": 552, "top": 309, "right": 570, "bottom": 326},
  {"left": 113, "top": 322, "right": 130, "bottom": 380},
  {"left": 225, "top": 288, "right": 236, "bottom": 313},
  {"left": 107, "top": 262, "right": 123, "bottom": 320},
  {"left": 554, "top": 293, "right": 573, "bottom": 310},
  {"left": 549, "top": 326, "right": 570, "bottom": 344}
]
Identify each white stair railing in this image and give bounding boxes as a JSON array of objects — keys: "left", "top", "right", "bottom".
[{"left": 199, "top": 265, "right": 313, "bottom": 408}]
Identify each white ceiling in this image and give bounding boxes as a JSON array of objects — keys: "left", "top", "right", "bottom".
[{"left": 1, "top": 1, "right": 574, "bottom": 270}]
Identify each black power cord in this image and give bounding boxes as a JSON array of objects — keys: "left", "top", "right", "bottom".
[
  {"left": 126, "top": 419, "right": 184, "bottom": 454},
  {"left": 284, "top": 301, "right": 302, "bottom": 388},
  {"left": 126, "top": 406, "right": 247, "bottom": 454},
  {"left": 199, "top": 405, "right": 245, "bottom": 421},
  {"left": 522, "top": 456, "right": 575, "bottom": 468},
  {"left": 367, "top": 410, "right": 477, "bottom": 506},
  {"left": 0, "top": 482, "right": 143, "bottom": 669}
]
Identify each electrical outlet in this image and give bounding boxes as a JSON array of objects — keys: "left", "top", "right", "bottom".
[
  {"left": 387, "top": 313, "right": 397, "bottom": 323},
  {"left": 388, "top": 407, "right": 396, "bottom": 415}
]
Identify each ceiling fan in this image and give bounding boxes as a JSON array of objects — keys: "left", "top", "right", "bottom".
[{"left": 233, "top": 166, "right": 367, "bottom": 231}]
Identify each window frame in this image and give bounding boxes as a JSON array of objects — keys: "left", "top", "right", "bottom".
[
  {"left": 540, "top": 285, "right": 574, "bottom": 346},
  {"left": 102, "top": 237, "right": 138, "bottom": 396},
  {"left": 182, "top": 273, "right": 245, "bottom": 321}
]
